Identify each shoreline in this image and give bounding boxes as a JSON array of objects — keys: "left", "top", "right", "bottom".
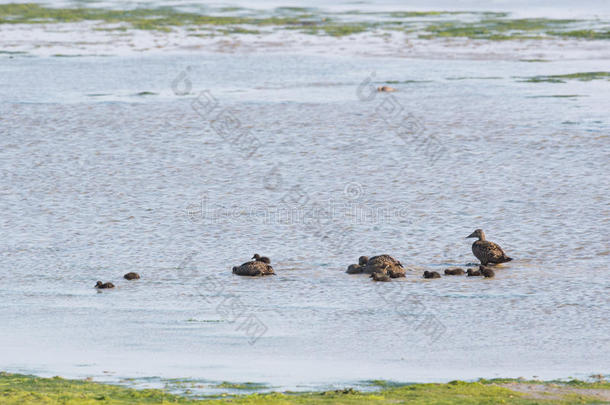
[
  {"left": 1, "top": 4, "right": 609, "bottom": 59},
  {"left": 1, "top": 372, "right": 609, "bottom": 404}
]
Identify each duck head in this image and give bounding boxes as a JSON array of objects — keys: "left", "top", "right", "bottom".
[
  {"left": 95, "top": 281, "right": 102, "bottom": 288},
  {"left": 358, "top": 256, "right": 369, "bottom": 265},
  {"left": 252, "top": 253, "right": 260, "bottom": 260},
  {"left": 466, "top": 229, "right": 485, "bottom": 241}
]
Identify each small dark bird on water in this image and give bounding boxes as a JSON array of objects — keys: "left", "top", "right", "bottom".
[
  {"left": 444, "top": 268, "right": 465, "bottom": 275},
  {"left": 371, "top": 272, "right": 391, "bottom": 282},
  {"left": 467, "top": 269, "right": 482, "bottom": 277},
  {"left": 124, "top": 272, "right": 140, "bottom": 280},
  {"left": 423, "top": 271, "right": 441, "bottom": 279},
  {"left": 95, "top": 281, "right": 115, "bottom": 289},
  {"left": 346, "top": 256, "right": 371, "bottom": 274},
  {"left": 466, "top": 229, "right": 512, "bottom": 265},
  {"left": 479, "top": 265, "right": 495, "bottom": 278},
  {"left": 252, "top": 253, "right": 271, "bottom": 264}
]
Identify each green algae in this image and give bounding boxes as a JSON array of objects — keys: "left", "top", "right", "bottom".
[
  {"left": 527, "top": 95, "right": 583, "bottom": 98},
  {"left": 1, "top": 3, "right": 608, "bottom": 40},
  {"left": 520, "top": 72, "right": 610, "bottom": 83},
  {"left": 550, "top": 29, "right": 610, "bottom": 39},
  {"left": 0, "top": 372, "right": 608, "bottom": 404},
  {"left": 214, "top": 381, "right": 268, "bottom": 390},
  {"left": 419, "top": 17, "right": 590, "bottom": 40},
  {"left": 520, "top": 58, "right": 550, "bottom": 62},
  {"left": 0, "top": 3, "right": 319, "bottom": 32},
  {"left": 446, "top": 76, "right": 502, "bottom": 80}
]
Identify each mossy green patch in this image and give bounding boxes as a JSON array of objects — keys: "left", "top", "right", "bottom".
[
  {"left": 527, "top": 94, "right": 583, "bottom": 98},
  {"left": 1, "top": 372, "right": 608, "bottom": 404},
  {"left": 446, "top": 76, "right": 502, "bottom": 80},
  {"left": 214, "top": 381, "right": 268, "bottom": 390},
  {"left": 519, "top": 59, "right": 549, "bottom": 62},
  {"left": 420, "top": 17, "right": 589, "bottom": 40},
  {"left": 2, "top": 3, "right": 606, "bottom": 40},
  {"left": 550, "top": 29, "right": 610, "bottom": 39},
  {"left": 520, "top": 72, "right": 610, "bottom": 83},
  {"left": 133, "top": 91, "right": 157, "bottom": 96}
]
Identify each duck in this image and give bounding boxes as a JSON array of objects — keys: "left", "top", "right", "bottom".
[
  {"left": 362, "top": 255, "right": 405, "bottom": 276},
  {"left": 232, "top": 260, "right": 275, "bottom": 276},
  {"left": 252, "top": 253, "right": 271, "bottom": 264},
  {"left": 466, "top": 229, "right": 512, "bottom": 265},
  {"left": 95, "top": 281, "right": 115, "bottom": 289},
  {"left": 370, "top": 272, "right": 391, "bottom": 282},
  {"left": 423, "top": 271, "right": 441, "bottom": 279},
  {"left": 346, "top": 256, "right": 368, "bottom": 274},
  {"left": 444, "top": 267, "right": 465, "bottom": 275},
  {"left": 467, "top": 268, "right": 481, "bottom": 277},
  {"left": 479, "top": 265, "right": 495, "bottom": 278},
  {"left": 124, "top": 272, "right": 140, "bottom": 280},
  {"left": 377, "top": 86, "right": 396, "bottom": 92}
]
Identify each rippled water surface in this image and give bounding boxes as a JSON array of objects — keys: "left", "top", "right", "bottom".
[{"left": 1, "top": 7, "right": 610, "bottom": 392}]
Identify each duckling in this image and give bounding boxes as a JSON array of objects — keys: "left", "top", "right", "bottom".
[
  {"left": 467, "top": 268, "right": 482, "bottom": 277},
  {"left": 123, "top": 272, "right": 140, "bottom": 280},
  {"left": 377, "top": 86, "right": 396, "bottom": 92},
  {"left": 95, "top": 281, "right": 115, "bottom": 289},
  {"left": 346, "top": 264, "right": 362, "bottom": 274},
  {"left": 479, "top": 265, "right": 495, "bottom": 278},
  {"left": 423, "top": 271, "right": 441, "bottom": 279},
  {"left": 444, "top": 268, "right": 465, "bottom": 275},
  {"left": 371, "top": 272, "right": 391, "bottom": 282},
  {"left": 387, "top": 266, "right": 406, "bottom": 278},
  {"left": 466, "top": 229, "right": 512, "bottom": 265},
  {"left": 252, "top": 253, "right": 271, "bottom": 264},
  {"left": 346, "top": 256, "right": 368, "bottom": 274}
]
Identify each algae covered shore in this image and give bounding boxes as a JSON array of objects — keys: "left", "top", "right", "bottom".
[
  {"left": 0, "top": 3, "right": 608, "bottom": 39},
  {"left": 1, "top": 373, "right": 609, "bottom": 404}
]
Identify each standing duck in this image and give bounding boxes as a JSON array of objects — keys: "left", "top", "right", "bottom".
[
  {"left": 466, "top": 229, "right": 512, "bottom": 265},
  {"left": 233, "top": 260, "right": 274, "bottom": 276}
]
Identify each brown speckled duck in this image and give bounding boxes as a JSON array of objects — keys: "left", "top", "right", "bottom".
[
  {"left": 466, "top": 229, "right": 512, "bottom": 265},
  {"left": 362, "top": 255, "right": 405, "bottom": 277},
  {"left": 232, "top": 260, "right": 274, "bottom": 276}
]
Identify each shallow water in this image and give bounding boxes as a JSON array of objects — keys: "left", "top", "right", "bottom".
[{"left": 1, "top": 1, "right": 610, "bottom": 394}]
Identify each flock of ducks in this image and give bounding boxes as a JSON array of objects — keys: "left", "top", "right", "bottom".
[{"left": 94, "top": 229, "right": 512, "bottom": 288}]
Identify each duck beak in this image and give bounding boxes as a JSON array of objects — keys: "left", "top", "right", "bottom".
[{"left": 466, "top": 231, "right": 477, "bottom": 238}]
